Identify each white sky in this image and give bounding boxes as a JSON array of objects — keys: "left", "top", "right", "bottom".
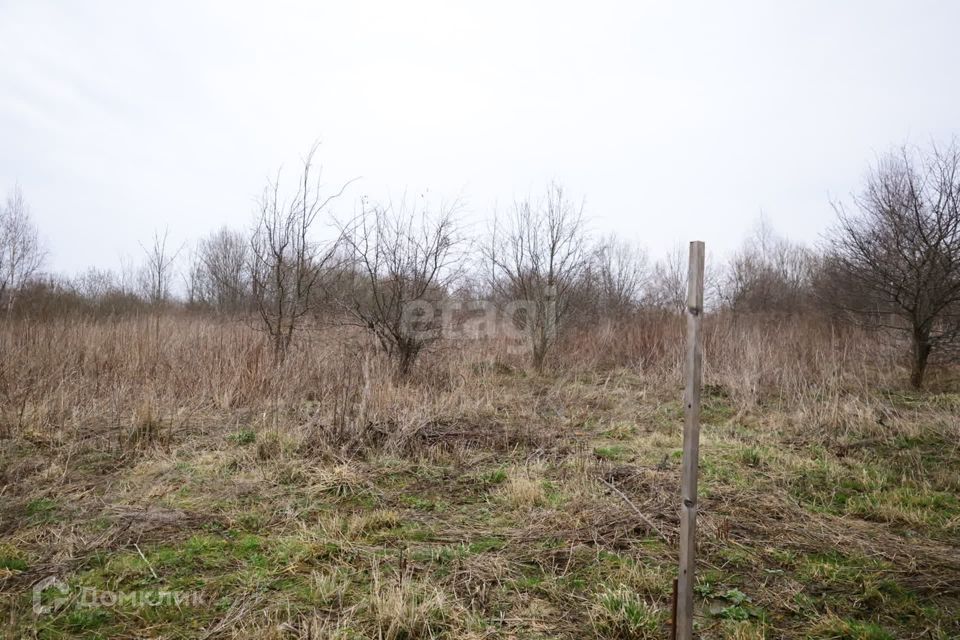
[{"left": 2, "top": 1, "right": 958, "bottom": 276}]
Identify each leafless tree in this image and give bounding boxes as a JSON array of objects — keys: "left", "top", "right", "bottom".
[
  {"left": 823, "top": 142, "right": 960, "bottom": 388},
  {"left": 485, "top": 183, "right": 589, "bottom": 371},
  {"left": 70, "top": 267, "right": 142, "bottom": 315},
  {"left": 645, "top": 243, "right": 687, "bottom": 313},
  {"left": 338, "top": 196, "right": 463, "bottom": 376},
  {"left": 250, "top": 144, "right": 352, "bottom": 360},
  {"left": 75, "top": 267, "right": 119, "bottom": 301},
  {"left": 567, "top": 236, "right": 648, "bottom": 327},
  {"left": 724, "top": 216, "right": 814, "bottom": 313},
  {"left": 644, "top": 242, "right": 724, "bottom": 313},
  {"left": 594, "top": 234, "right": 649, "bottom": 315},
  {"left": 0, "top": 185, "right": 45, "bottom": 314},
  {"left": 183, "top": 247, "right": 204, "bottom": 308},
  {"left": 138, "top": 228, "right": 182, "bottom": 306},
  {"left": 192, "top": 226, "right": 250, "bottom": 313},
  {"left": 118, "top": 253, "right": 139, "bottom": 297}
]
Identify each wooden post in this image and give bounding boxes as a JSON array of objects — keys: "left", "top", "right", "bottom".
[{"left": 677, "top": 240, "right": 705, "bottom": 640}]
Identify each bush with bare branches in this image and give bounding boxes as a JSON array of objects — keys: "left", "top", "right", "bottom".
[
  {"left": 138, "top": 228, "right": 182, "bottom": 307},
  {"left": 724, "top": 217, "right": 814, "bottom": 314},
  {"left": 484, "top": 183, "right": 589, "bottom": 372},
  {"left": 250, "top": 145, "right": 352, "bottom": 360},
  {"left": 0, "top": 185, "right": 45, "bottom": 314},
  {"left": 823, "top": 142, "right": 960, "bottom": 388},
  {"left": 591, "top": 233, "right": 649, "bottom": 318},
  {"left": 190, "top": 226, "right": 251, "bottom": 313},
  {"left": 338, "top": 196, "right": 463, "bottom": 376}
]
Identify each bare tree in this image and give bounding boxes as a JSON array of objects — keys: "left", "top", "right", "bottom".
[
  {"left": 595, "top": 234, "right": 649, "bottom": 315},
  {"left": 724, "top": 216, "right": 814, "bottom": 313},
  {"left": 193, "top": 226, "right": 250, "bottom": 313},
  {"left": 250, "top": 144, "right": 352, "bottom": 360},
  {"left": 644, "top": 243, "right": 725, "bottom": 314},
  {"left": 485, "top": 183, "right": 589, "bottom": 371},
  {"left": 75, "top": 267, "right": 119, "bottom": 301},
  {"left": 823, "top": 142, "right": 960, "bottom": 388},
  {"left": 338, "top": 196, "right": 463, "bottom": 376},
  {"left": 183, "top": 247, "right": 204, "bottom": 308},
  {"left": 139, "top": 228, "right": 182, "bottom": 306},
  {"left": 645, "top": 243, "right": 687, "bottom": 313},
  {"left": 0, "top": 185, "right": 45, "bottom": 314},
  {"left": 118, "top": 253, "right": 139, "bottom": 297},
  {"left": 70, "top": 267, "right": 143, "bottom": 315}
]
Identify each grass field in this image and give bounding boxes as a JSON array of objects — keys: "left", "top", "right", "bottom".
[{"left": 1, "top": 315, "right": 958, "bottom": 639}]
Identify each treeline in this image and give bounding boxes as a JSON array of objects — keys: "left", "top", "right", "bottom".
[{"left": 3, "top": 142, "right": 959, "bottom": 387}]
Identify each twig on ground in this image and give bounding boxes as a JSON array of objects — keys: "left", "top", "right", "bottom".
[{"left": 599, "top": 476, "right": 670, "bottom": 544}]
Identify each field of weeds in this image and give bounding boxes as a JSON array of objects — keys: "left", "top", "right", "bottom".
[{"left": 1, "top": 315, "right": 958, "bottom": 639}]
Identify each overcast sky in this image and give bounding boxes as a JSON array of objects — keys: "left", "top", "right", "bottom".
[{"left": 2, "top": 1, "right": 958, "bottom": 276}]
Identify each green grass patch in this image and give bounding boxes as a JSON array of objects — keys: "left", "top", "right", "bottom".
[
  {"left": 228, "top": 428, "right": 257, "bottom": 445},
  {"left": 594, "top": 445, "right": 631, "bottom": 461},
  {"left": 810, "top": 615, "right": 895, "bottom": 640},
  {"left": 26, "top": 497, "right": 59, "bottom": 522},
  {"left": 591, "top": 585, "right": 664, "bottom": 639},
  {"left": 0, "top": 544, "right": 28, "bottom": 571}
]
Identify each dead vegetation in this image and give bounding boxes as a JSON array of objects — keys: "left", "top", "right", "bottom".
[{"left": 0, "top": 313, "right": 958, "bottom": 639}]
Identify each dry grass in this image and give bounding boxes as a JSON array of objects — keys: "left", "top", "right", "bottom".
[
  {"left": 498, "top": 464, "right": 548, "bottom": 510},
  {"left": 0, "top": 312, "right": 958, "bottom": 638}
]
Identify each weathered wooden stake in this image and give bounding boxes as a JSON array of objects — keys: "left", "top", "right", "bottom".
[
  {"left": 670, "top": 577, "right": 679, "bottom": 640},
  {"left": 677, "top": 240, "right": 705, "bottom": 640}
]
